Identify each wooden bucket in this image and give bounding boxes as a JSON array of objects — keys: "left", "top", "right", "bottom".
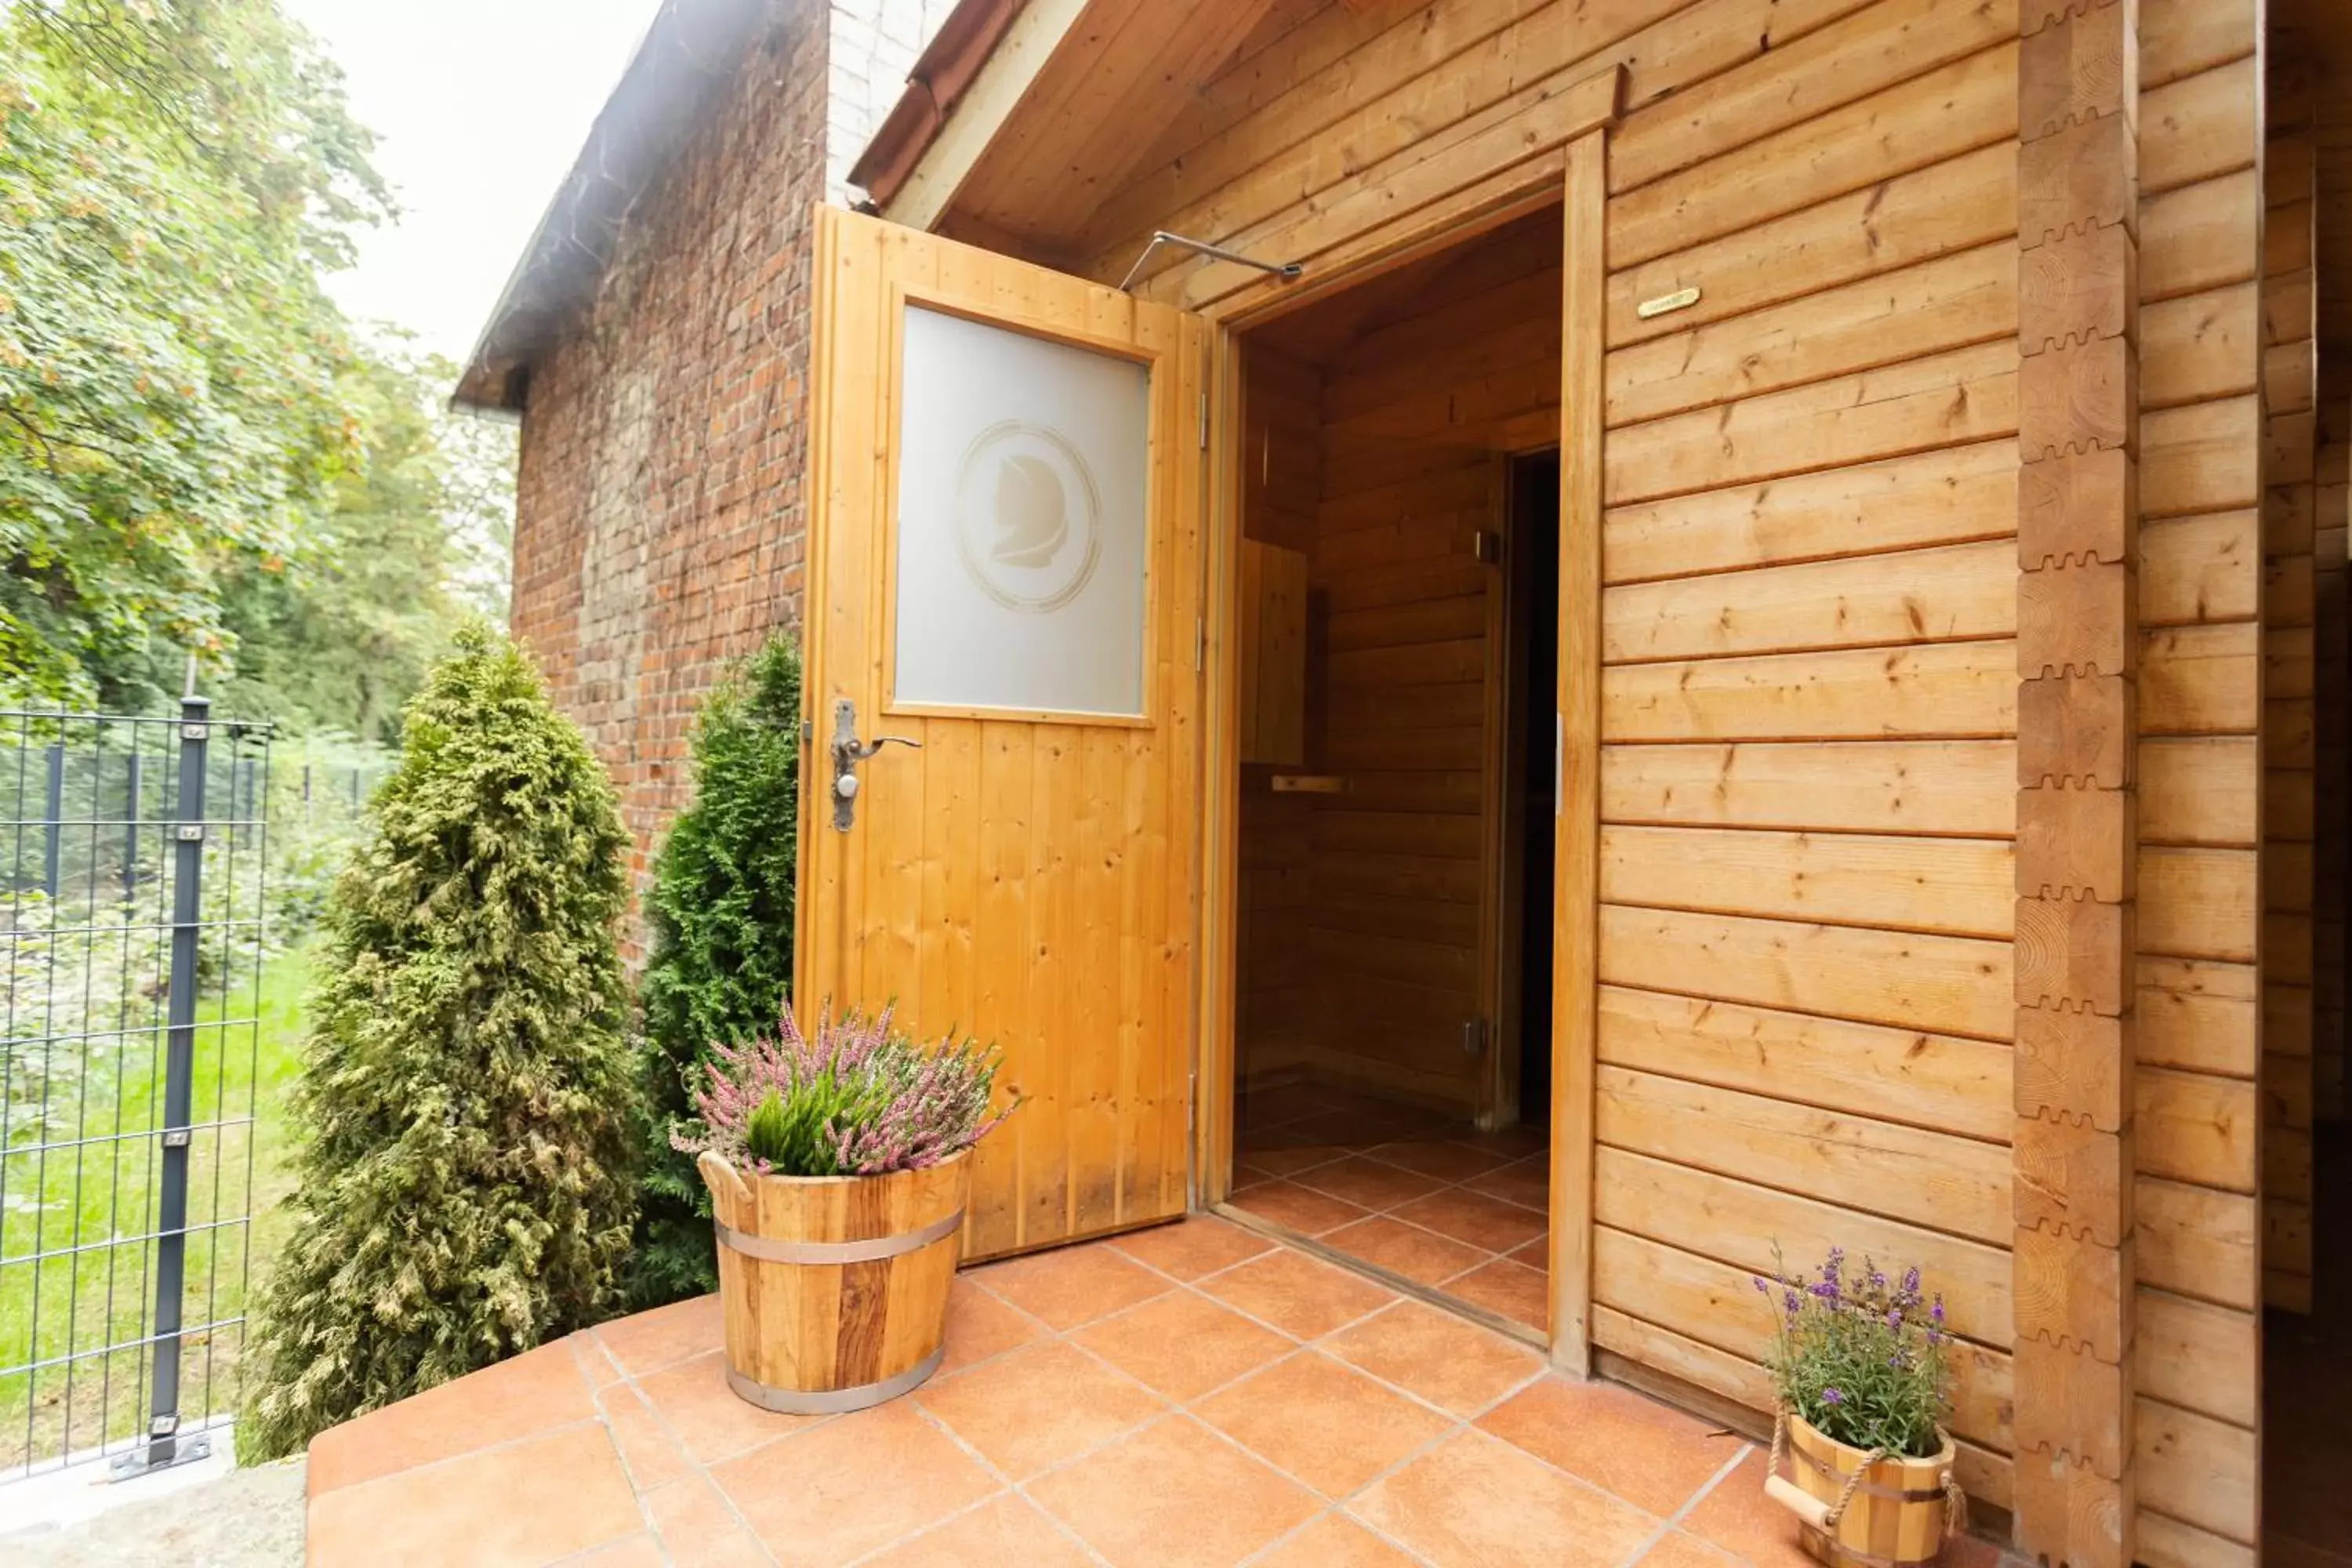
[
  {"left": 1763, "top": 1411, "right": 1960, "bottom": 1567},
  {"left": 697, "top": 1149, "right": 970, "bottom": 1414}
]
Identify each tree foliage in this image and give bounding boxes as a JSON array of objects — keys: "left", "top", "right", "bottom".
[
  {"left": 0, "top": 0, "right": 387, "bottom": 705},
  {"left": 204, "top": 346, "right": 514, "bottom": 740},
  {"left": 631, "top": 633, "right": 801, "bottom": 1305},
  {"left": 240, "top": 624, "right": 637, "bottom": 1460},
  {"left": 0, "top": 0, "right": 510, "bottom": 727}
]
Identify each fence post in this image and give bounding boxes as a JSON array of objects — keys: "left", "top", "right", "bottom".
[
  {"left": 129, "top": 694, "right": 210, "bottom": 1473},
  {"left": 42, "top": 742, "right": 63, "bottom": 897},
  {"left": 123, "top": 752, "right": 143, "bottom": 901}
]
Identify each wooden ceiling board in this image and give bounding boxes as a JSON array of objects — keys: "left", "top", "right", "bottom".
[
  {"left": 1243, "top": 204, "right": 1560, "bottom": 366},
  {"left": 1086, "top": 0, "right": 1416, "bottom": 225},
  {"left": 2278, "top": 0, "right": 2352, "bottom": 356},
  {"left": 955, "top": 0, "right": 1293, "bottom": 243},
  {"left": 1067, "top": 0, "right": 1554, "bottom": 278}
]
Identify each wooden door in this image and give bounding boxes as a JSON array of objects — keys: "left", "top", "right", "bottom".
[{"left": 797, "top": 208, "right": 1210, "bottom": 1262}]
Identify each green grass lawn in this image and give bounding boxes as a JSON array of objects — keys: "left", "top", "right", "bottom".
[{"left": 0, "top": 942, "right": 309, "bottom": 1472}]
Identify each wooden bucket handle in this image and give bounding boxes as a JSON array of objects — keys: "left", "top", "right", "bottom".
[
  {"left": 1763, "top": 1472, "right": 1835, "bottom": 1533},
  {"left": 1764, "top": 1410, "right": 1968, "bottom": 1543},
  {"left": 1765, "top": 1409, "right": 1882, "bottom": 1534},
  {"left": 698, "top": 1151, "right": 753, "bottom": 1226}
]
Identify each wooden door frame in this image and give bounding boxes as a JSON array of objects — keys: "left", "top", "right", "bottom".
[{"left": 1189, "top": 118, "right": 1614, "bottom": 1377}]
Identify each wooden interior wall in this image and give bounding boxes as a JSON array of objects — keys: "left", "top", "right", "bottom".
[
  {"left": 1297, "top": 221, "right": 1559, "bottom": 1112},
  {"left": 1235, "top": 346, "right": 1323, "bottom": 1086},
  {"left": 2322, "top": 376, "right": 2351, "bottom": 1125},
  {"left": 2265, "top": 53, "right": 2320, "bottom": 1316},
  {"left": 2132, "top": 2, "right": 2266, "bottom": 1562},
  {"left": 949, "top": 0, "right": 2276, "bottom": 1548}
]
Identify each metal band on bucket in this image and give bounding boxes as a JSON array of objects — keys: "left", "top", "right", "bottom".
[
  {"left": 725, "top": 1347, "right": 946, "bottom": 1416},
  {"left": 712, "top": 1208, "right": 964, "bottom": 1265}
]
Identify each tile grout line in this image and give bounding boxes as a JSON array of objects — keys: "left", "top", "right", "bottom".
[
  {"left": 604, "top": 1332, "right": 793, "bottom": 1567},
  {"left": 946, "top": 1227, "right": 1519, "bottom": 1563},
  {"left": 571, "top": 1217, "right": 1727, "bottom": 1568},
  {"left": 1616, "top": 1440, "right": 1756, "bottom": 1568},
  {"left": 1236, "top": 1136, "right": 1550, "bottom": 1330},
  {"left": 566, "top": 1336, "right": 679, "bottom": 1567},
  {"left": 860, "top": 1397, "right": 1117, "bottom": 1568},
  {"left": 1100, "top": 1221, "right": 1570, "bottom": 1450},
  {"left": 1133, "top": 1225, "right": 1727, "bottom": 1538}
]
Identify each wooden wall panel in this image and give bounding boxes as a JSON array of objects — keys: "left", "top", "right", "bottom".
[
  {"left": 960, "top": 0, "right": 2281, "bottom": 1541},
  {"left": 2264, "top": 58, "right": 2319, "bottom": 1312},
  {"left": 2318, "top": 379, "right": 2350, "bottom": 1122},
  {"left": 1583, "top": 5, "right": 2028, "bottom": 1518},
  {"left": 2129, "top": 1, "right": 2265, "bottom": 1559}
]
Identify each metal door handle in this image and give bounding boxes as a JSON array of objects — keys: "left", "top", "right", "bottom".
[{"left": 829, "top": 698, "right": 920, "bottom": 830}]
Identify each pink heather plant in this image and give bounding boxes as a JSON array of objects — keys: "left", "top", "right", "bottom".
[{"left": 671, "top": 1004, "right": 1017, "bottom": 1177}]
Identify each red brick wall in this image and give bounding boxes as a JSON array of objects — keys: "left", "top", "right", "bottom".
[{"left": 510, "top": 5, "right": 827, "bottom": 938}]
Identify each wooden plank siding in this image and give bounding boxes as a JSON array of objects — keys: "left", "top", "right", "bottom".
[
  {"left": 920, "top": 0, "right": 2278, "bottom": 1547},
  {"left": 2132, "top": 3, "right": 2267, "bottom": 1560},
  {"left": 1091, "top": 0, "right": 2042, "bottom": 1515},
  {"left": 1592, "top": 9, "right": 2020, "bottom": 1515}
]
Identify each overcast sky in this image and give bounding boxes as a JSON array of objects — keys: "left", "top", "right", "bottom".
[{"left": 283, "top": 0, "right": 659, "bottom": 367}]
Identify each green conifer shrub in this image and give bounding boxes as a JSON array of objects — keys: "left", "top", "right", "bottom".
[
  {"left": 239, "top": 622, "right": 637, "bottom": 1459},
  {"left": 630, "top": 632, "right": 802, "bottom": 1305}
]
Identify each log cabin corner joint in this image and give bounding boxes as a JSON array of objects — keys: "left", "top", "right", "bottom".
[{"left": 2012, "top": 2, "right": 2140, "bottom": 1564}]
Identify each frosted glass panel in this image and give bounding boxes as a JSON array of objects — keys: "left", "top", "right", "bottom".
[{"left": 892, "top": 306, "right": 1152, "bottom": 717}]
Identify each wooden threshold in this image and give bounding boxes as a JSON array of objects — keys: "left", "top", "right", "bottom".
[{"left": 1209, "top": 1201, "right": 1548, "bottom": 1351}]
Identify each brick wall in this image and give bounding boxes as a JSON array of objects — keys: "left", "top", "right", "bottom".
[{"left": 510, "top": 1, "right": 830, "bottom": 938}]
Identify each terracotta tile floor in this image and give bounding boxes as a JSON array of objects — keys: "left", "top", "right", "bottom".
[
  {"left": 1232, "top": 1079, "right": 1551, "bottom": 1334},
  {"left": 301, "top": 1218, "right": 1853, "bottom": 1567}
]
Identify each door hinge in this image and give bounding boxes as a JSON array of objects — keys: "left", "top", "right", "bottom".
[
  {"left": 1194, "top": 616, "right": 1206, "bottom": 672},
  {"left": 1473, "top": 530, "right": 1504, "bottom": 564},
  {"left": 1462, "top": 1018, "right": 1486, "bottom": 1057},
  {"left": 1198, "top": 391, "right": 1210, "bottom": 450}
]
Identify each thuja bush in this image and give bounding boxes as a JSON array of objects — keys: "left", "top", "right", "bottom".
[
  {"left": 1757, "top": 1246, "right": 1950, "bottom": 1457},
  {"left": 630, "top": 632, "right": 802, "bottom": 1305},
  {"left": 674, "top": 1006, "right": 1014, "bottom": 1177},
  {"left": 239, "top": 623, "right": 637, "bottom": 1460}
]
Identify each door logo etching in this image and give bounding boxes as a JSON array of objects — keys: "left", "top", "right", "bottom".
[{"left": 953, "top": 419, "right": 1102, "bottom": 614}]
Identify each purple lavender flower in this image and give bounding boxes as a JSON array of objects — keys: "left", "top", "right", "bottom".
[{"left": 1820, "top": 1387, "right": 1845, "bottom": 1406}]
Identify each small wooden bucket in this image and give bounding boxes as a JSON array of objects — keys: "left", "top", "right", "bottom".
[
  {"left": 697, "top": 1149, "right": 970, "bottom": 1414},
  {"left": 1763, "top": 1410, "right": 1962, "bottom": 1567}
]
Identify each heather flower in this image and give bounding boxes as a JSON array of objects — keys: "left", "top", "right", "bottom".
[{"left": 672, "top": 1004, "right": 1020, "bottom": 1177}]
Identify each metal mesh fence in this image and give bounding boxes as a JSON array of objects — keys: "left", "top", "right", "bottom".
[{"left": 0, "top": 699, "right": 273, "bottom": 1479}]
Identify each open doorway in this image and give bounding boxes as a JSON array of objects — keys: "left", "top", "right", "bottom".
[{"left": 1219, "top": 209, "right": 1563, "bottom": 1338}]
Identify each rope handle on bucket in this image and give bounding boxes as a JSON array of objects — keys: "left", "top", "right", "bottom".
[{"left": 1766, "top": 1409, "right": 1969, "bottom": 1541}]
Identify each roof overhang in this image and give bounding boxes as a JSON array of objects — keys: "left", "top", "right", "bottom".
[{"left": 452, "top": 0, "right": 771, "bottom": 411}]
